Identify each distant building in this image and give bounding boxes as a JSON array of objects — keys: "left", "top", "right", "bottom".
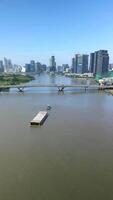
[
  {"left": 35, "top": 62, "right": 42, "bottom": 73},
  {"left": 57, "top": 66, "right": 63, "bottom": 73},
  {"left": 96, "top": 50, "right": 109, "bottom": 74},
  {"left": 71, "top": 57, "right": 76, "bottom": 73},
  {"left": 41, "top": 64, "right": 47, "bottom": 72},
  {"left": 89, "top": 53, "right": 95, "bottom": 73},
  {"left": 21, "top": 66, "right": 26, "bottom": 73},
  {"left": 62, "top": 64, "right": 69, "bottom": 72},
  {"left": 25, "top": 64, "right": 31, "bottom": 72},
  {"left": 49, "top": 56, "right": 56, "bottom": 72},
  {"left": 30, "top": 60, "right": 35, "bottom": 72},
  {"left": 75, "top": 54, "right": 88, "bottom": 74},
  {"left": 25, "top": 60, "right": 46, "bottom": 73},
  {"left": 13, "top": 65, "right": 25, "bottom": 73},
  {"left": 93, "top": 51, "right": 98, "bottom": 74},
  {"left": 4, "top": 57, "right": 13, "bottom": 73},
  {"left": 0, "top": 60, "right": 4, "bottom": 72},
  {"left": 109, "top": 64, "right": 113, "bottom": 71},
  {"left": 90, "top": 50, "right": 109, "bottom": 75}
]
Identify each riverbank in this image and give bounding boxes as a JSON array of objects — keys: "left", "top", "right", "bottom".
[{"left": 0, "top": 74, "right": 34, "bottom": 86}]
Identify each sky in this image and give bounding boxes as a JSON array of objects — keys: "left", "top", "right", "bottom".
[{"left": 0, "top": 0, "right": 113, "bottom": 65}]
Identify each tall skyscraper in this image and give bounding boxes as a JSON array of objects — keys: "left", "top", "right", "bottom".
[
  {"left": 90, "top": 50, "right": 109, "bottom": 75},
  {"left": 25, "top": 64, "right": 31, "bottom": 72},
  {"left": 96, "top": 50, "right": 109, "bottom": 74},
  {"left": 30, "top": 60, "right": 35, "bottom": 72},
  {"left": 35, "top": 62, "right": 42, "bottom": 73},
  {"left": 49, "top": 56, "right": 56, "bottom": 72},
  {"left": 89, "top": 53, "right": 95, "bottom": 73},
  {"left": 75, "top": 54, "right": 88, "bottom": 74},
  {"left": 4, "top": 58, "right": 13, "bottom": 73},
  {"left": 71, "top": 57, "right": 76, "bottom": 73},
  {"left": 93, "top": 51, "right": 98, "bottom": 74},
  {"left": 82, "top": 54, "right": 89, "bottom": 73},
  {"left": 0, "top": 60, "right": 4, "bottom": 72}
]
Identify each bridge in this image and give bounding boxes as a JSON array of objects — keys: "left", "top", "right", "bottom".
[{"left": 0, "top": 84, "right": 113, "bottom": 92}]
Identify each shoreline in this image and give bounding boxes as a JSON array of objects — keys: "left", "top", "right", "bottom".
[{"left": 0, "top": 74, "right": 35, "bottom": 86}]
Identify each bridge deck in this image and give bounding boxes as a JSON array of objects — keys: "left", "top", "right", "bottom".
[{"left": 0, "top": 84, "right": 113, "bottom": 90}]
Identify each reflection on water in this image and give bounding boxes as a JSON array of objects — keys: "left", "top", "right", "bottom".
[
  {"left": 30, "top": 73, "right": 96, "bottom": 85},
  {"left": 8, "top": 73, "right": 97, "bottom": 94},
  {"left": 0, "top": 74, "right": 113, "bottom": 200}
]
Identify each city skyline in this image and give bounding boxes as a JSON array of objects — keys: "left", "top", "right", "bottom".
[
  {"left": 0, "top": 50, "right": 112, "bottom": 67},
  {"left": 0, "top": 0, "right": 113, "bottom": 64},
  {"left": 0, "top": 49, "right": 111, "bottom": 74}
]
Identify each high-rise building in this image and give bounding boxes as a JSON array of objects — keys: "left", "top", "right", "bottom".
[
  {"left": 82, "top": 55, "right": 89, "bottom": 73},
  {"left": 0, "top": 60, "right": 4, "bottom": 72},
  {"left": 96, "top": 50, "right": 109, "bottom": 74},
  {"left": 90, "top": 50, "right": 109, "bottom": 75},
  {"left": 71, "top": 57, "right": 76, "bottom": 73},
  {"left": 35, "top": 62, "right": 42, "bottom": 73},
  {"left": 89, "top": 53, "right": 95, "bottom": 73},
  {"left": 30, "top": 60, "right": 35, "bottom": 72},
  {"left": 4, "top": 57, "right": 13, "bottom": 73},
  {"left": 25, "top": 64, "right": 31, "bottom": 72},
  {"left": 49, "top": 56, "right": 56, "bottom": 72},
  {"left": 93, "top": 51, "right": 98, "bottom": 74},
  {"left": 75, "top": 54, "right": 88, "bottom": 74},
  {"left": 25, "top": 61, "right": 44, "bottom": 73}
]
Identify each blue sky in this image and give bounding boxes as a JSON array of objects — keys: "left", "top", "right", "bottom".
[{"left": 0, "top": 0, "right": 113, "bottom": 65}]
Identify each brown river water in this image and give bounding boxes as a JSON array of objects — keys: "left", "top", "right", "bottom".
[{"left": 0, "top": 74, "right": 113, "bottom": 200}]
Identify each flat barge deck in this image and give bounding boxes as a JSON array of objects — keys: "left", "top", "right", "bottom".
[{"left": 30, "top": 111, "right": 48, "bottom": 125}]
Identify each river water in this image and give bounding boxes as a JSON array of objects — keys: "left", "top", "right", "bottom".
[{"left": 0, "top": 74, "right": 113, "bottom": 200}]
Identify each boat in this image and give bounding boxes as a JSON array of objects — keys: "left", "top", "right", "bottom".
[
  {"left": 30, "top": 111, "right": 48, "bottom": 125},
  {"left": 47, "top": 105, "right": 52, "bottom": 110}
]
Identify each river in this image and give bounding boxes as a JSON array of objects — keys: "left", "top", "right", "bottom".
[{"left": 0, "top": 74, "right": 113, "bottom": 200}]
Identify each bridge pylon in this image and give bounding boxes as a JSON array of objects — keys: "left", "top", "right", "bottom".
[
  {"left": 57, "top": 85, "right": 65, "bottom": 92},
  {"left": 17, "top": 87, "right": 24, "bottom": 92}
]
